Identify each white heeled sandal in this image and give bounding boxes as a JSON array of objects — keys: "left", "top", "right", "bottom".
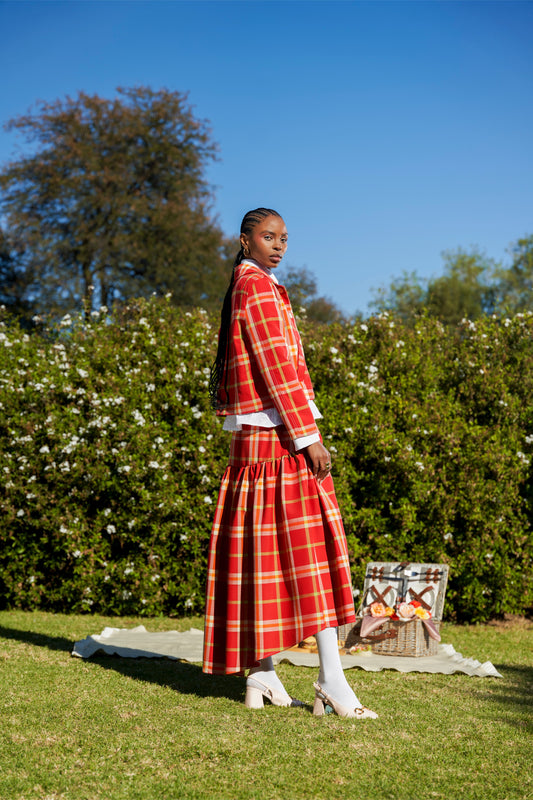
[
  {"left": 313, "top": 682, "right": 378, "bottom": 719},
  {"left": 245, "top": 676, "right": 305, "bottom": 709}
]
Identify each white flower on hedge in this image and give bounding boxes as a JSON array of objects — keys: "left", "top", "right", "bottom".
[
  {"left": 525, "top": 435, "right": 533, "bottom": 445},
  {"left": 344, "top": 427, "right": 353, "bottom": 434},
  {"left": 443, "top": 533, "right": 453, "bottom": 541},
  {"left": 180, "top": 533, "right": 188, "bottom": 542},
  {"left": 198, "top": 446, "right": 206, "bottom": 453},
  {"left": 132, "top": 410, "right": 146, "bottom": 426},
  {"left": 139, "top": 317, "right": 149, "bottom": 327},
  {"left": 26, "top": 492, "right": 36, "bottom": 500},
  {"left": 39, "top": 445, "right": 50, "bottom": 454},
  {"left": 16, "top": 509, "right": 24, "bottom": 517},
  {"left": 360, "top": 324, "right": 368, "bottom": 332},
  {"left": 103, "top": 508, "right": 111, "bottom": 516},
  {"left": 203, "top": 496, "right": 213, "bottom": 504},
  {"left": 329, "top": 347, "right": 339, "bottom": 355},
  {"left": 60, "top": 461, "right": 71, "bottom": 472},
  {"left": 415, "top": 462, "right": 424, "bottom": 471},
  {"left": 127, "top": 519, "right": 136, "bottom": 529},
  {"left": 198, "top": 465, "right": 208, "bottom": 473},
  {"left": 77, "top": 368, "right": 89, "bottom": 379},
  {"left": 124, "top": 567, "right": 134, "bottom": 576},
  {"left": 73, "top": 550, "right": 82, "bottom": 558},
  {"left": 185, "top": 598, "right": 194, "bottom": 609},
  {"left": 149, "top": 461, "right": 160, "bottom": 469},
  {"left": 151, "top": 574, "right": 160, "bottom": 582},
  {"left": 104, "top": 575, "right": 110, "bottom": 582},
  {"left": 146, "top": 383, "right": 155, "bottom": 392},
  {"left": 28, "top": 576, "right": 35, "bottom": 584},
  {"left": 118, "top": 465, "right": 131, "bottom": 474},
  {"left": 485, "top": 553, "right": 494, "bottom": 560},
  {"left": 191, "top": 405, "right": 202, "bottom": 419},
  {"left": 517, "top": 451, "right": 530, "bottom": 465},
  {"left": 122, "top": 591, "right": 132, "bottom": 599},
  {"left": 106, "top": 524, "right": 116, "bottom": 534}
]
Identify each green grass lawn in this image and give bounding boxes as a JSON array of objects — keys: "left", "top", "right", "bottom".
[{"left": 1, "top": 611, "right": 531, "bottom": 800}]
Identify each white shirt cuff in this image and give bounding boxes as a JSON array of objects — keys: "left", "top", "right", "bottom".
[{"left": 293, "top": 432, "right": 321, "bottom": 451}]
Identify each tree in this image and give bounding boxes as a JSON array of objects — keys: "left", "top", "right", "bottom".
[
  {"left": 278, "top": 264, "right": 345, "bottom": 323},
  {"left": 0, "top": 86, "right": 231, "bottom": 318},
  {"left": 494, "top": 235, "right": 533, "bottom": 314},
  {"left": 370, "top": 248, "right": 500, "bottom": 325},
  {"left": 0, "top": 226, "right": 36, "bottom": 324}
]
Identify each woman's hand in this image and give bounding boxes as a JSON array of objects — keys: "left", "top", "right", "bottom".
[{"left": 304, "top": 441, "right": 332, "bottom": 483}]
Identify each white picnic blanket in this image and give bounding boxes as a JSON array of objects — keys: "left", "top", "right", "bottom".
[{"left": 72, "top": 626, "right": 502, "bottom": 678}]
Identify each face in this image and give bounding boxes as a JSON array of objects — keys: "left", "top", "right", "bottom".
[{"left": 241, "top": 215, "right": 288, "bottom": 269}]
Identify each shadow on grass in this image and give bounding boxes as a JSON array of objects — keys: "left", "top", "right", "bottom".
[
  {"left": 0, "top": 623, "right": 247, "bottom": 704},
  {"left": 90, "top": 653, "right": 248, "bottom": 703},
  {"left": 486, "top": 664, "right": 533, "bottom": 731},
  {"left": 0, "top": 625, "right": 73, "bottom": 653}
]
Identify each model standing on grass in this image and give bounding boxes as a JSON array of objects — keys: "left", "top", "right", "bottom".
[{"left": 203, "top": 208, "right": 377, "bottom": 719}]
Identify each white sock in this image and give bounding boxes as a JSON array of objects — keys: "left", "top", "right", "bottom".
[
  {"left": 248, "top": 657, "right": 289, "bottom": 696},
  {"left": 315, "top": 626, "right": 362, "bottom": 709}
]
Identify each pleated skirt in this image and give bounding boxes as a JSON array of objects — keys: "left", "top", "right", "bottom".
[{"left": 202, "top": 425, "right": 356, "bottom": 675}]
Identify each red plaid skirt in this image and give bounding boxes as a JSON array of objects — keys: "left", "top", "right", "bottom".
[{"left": 202, "top": 426, "right": 356, "bottom": 674}]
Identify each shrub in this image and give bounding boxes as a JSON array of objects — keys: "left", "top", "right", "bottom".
[{"left": 0, "top": 301, "right": 531, "bottom": 622}]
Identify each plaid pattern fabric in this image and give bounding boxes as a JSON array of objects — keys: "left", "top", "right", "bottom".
[
  {"left": 202, "top": 426, "right": 356, "bottom": 675},
  {"left": 216, "top": 262, "right": 319, "bottom": 442}
]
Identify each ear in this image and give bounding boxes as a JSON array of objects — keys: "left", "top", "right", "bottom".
[{"left": 240, "top": 232, "right": 248, "bottom": 251}]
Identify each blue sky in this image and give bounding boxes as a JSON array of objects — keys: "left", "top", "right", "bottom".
[{"left": 1, "top": 0, "right": 532, "bottom": 315}]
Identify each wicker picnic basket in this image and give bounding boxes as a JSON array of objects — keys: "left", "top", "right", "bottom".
[
  {"left": 368, "top": 618, "right": 441, "bottom": 657},
  {"left": 339, "top": 561, "right": 449, "bottom": 658}
]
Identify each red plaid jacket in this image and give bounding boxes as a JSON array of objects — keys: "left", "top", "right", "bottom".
[{"left": 216, "top": 261, "right": 319, "bottom": 442}]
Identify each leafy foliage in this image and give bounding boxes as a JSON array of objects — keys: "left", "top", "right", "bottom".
[{"left": 0, "top": 300, "right": 531, "bottom": 621}]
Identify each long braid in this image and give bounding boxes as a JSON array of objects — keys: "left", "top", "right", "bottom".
[{"left": 208, "top": 208, "right": 281, "bottom": 410}]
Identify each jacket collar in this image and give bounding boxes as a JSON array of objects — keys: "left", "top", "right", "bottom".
[{"left": 238, "top": 258, "right": 279, "bottom": 284}]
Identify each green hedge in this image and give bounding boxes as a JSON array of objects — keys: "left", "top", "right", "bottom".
[{"left": 0, "top": 300, "right": 531, "bottom": 622}]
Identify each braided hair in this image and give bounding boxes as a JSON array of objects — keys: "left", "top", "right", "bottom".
[{"left": 208, "top": 207, "right": 282, "bottom": 410}]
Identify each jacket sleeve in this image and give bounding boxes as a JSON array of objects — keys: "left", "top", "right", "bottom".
[{"left": 243, "top": 277, "right": 319, "bottom": 442}]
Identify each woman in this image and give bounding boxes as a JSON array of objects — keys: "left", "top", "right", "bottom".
[{"left": 203, "top": 208, "right": 377, "bottom": 719}]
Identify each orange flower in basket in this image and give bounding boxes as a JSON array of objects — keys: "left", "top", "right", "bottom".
[
  {"left": 397, "top": 602, "right": 416, "bottom": 619},
  {"left": 414, "top": 606, "right": 431, "bottom": 620},
  {"left": 385, "top": 606, "right": 395, "bottom": 617},
  {"left": 369, "top": 602, "right": 386, "bottom": 617}
]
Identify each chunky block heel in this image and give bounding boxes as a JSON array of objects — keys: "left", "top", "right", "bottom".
[{"left": 244, "top": 677, "right": 304, "bottom": 709}]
